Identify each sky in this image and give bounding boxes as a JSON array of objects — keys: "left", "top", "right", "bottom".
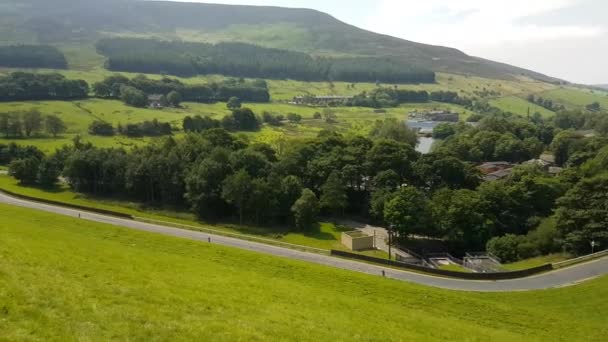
[{"left": 173, "top": 0, "right": 607, "bottom": 84}]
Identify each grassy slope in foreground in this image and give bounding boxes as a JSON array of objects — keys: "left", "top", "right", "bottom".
[{"left": 1, "top": 204, "right": 607, "bottom": 341}]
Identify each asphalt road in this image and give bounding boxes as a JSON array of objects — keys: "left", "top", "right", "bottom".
[{"left": 1, "top": 191, "right": 607, "bottom": 292}]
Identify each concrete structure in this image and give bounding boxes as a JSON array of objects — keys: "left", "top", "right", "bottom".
[{"left": 341, "top": 231, "right": 374, "bottom": 251}]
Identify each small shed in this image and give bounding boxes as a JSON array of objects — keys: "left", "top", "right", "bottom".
[{"left": 341, "top": 231, "right": 374, "bottom": 251}]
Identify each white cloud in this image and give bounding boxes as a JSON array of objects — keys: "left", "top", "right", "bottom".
[{"left": 365, "top": 0, "right": 603, "bottom": 49}]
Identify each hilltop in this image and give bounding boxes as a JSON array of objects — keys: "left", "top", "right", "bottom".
[{"left": 0, "top": 0, "right": 558, "bottom": 82}]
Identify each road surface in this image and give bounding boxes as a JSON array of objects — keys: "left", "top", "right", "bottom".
[{"left": 1, "top": 190, "right": 606, "bottom": 292}]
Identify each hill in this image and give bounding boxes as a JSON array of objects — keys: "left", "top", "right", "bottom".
[
  {"left": 0, "top": 0, "right": 559, "bottom": 82},
  {"left": 1, "top": 203, "right": 607, "bottom": 340}
]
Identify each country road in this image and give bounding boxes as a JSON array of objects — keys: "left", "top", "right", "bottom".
[{"left": 1, "top": 190, "right": 607, "bottom": 292}]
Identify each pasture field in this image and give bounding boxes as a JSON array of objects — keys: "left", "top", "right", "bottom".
[
  {"left": 539, "top": 87, "right": 608, "bottom": 110},
  {"left": 489, "top": 96, "right": 555, "bottom": 118},
  {"left": 0, "top": 66, "right": 559, "bottom": 101},
  {"left": 0, "top": 203, "right": 607, "bottom": 341},
  {"left": 0, "top": 97, "right": 469, "bottom": 152}
]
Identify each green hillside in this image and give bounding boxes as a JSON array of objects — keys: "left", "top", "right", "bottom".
[
  {"left": 539, "top": 87, "right": 608, "bottom": 110},
  {"left": 1, "top": 203, "right": 607, "bottom": 340},
  {"left": 0, "top": 0, "right": 558, "bottom": 81}
]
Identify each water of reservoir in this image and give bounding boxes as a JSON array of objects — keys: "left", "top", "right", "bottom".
[{"left": 406, "top": 120, "right": 439, "bottom": 154}]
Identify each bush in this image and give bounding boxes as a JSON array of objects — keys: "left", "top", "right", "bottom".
[
  {"left": 526, "top": 218, "right": 560, "bottom": 255},
  {"left": 286, "top": 113, "right": 302, "bottom": 123},
  {"left": 262, "top": 112, "right": 283, "bottom": 126},
  {"left": 222, "top": 108, "right": 260, "bottom": 131},
  {"left": 9, "top": 157, "right": 41, "bottom": 185},
  {"left": 183, "top": 115, "right": 220, "bottom": 132},
  {"left": 486, "top": 234, "right": 522, "bottom": 263},
  {"left": 433, "top": 123, "right": 456, "bottom": 139},
  {"left": 120, "top": 85, "right": 148, "bottom": 107},
  {"left": 119, "top": 120, "right": 171, "bottom": 137},
  {"left": 89, "top": 121, "right": 115, "bottom": 136}
]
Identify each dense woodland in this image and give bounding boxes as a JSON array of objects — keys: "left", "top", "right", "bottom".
[
  {"left": 96, "top": 38, "right": 436, "bottom": 83},
  {"left": 0, "top": 73, "right": 89, "bottom": 102},
  {"left": 4, "top": 106, "right": 608, "bottom": 258},
  {"left": 0, "top": 45, "right": 67, "bottom": 69},
  {"left": 93, "top": 74, "right": 270, "bottom": 105}
]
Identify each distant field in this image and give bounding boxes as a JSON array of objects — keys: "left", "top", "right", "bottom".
[
  {"left": 489, "top": 96, "right": 555, "bottom": 118},
  {"left": 539, "top": 87, "right": 608, "bottom": 110},
  {"left": 0, "top": 97, "right": 470, "bottom": 152},
  {"left": 1, "top": 203, "right": 607, "bottom": 340},
  {"left": 1, "top": 66, "right": 607, "bottom": 152}
]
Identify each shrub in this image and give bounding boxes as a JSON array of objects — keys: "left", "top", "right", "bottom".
[
  {"left": 486, "top": 234, "right": 522, "bottom": 263},
  {"left": 88, "top": 121, "right": 115, "bottom": 136}
]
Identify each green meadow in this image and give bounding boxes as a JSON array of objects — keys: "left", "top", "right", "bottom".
[
  {"left": 489, "top": 96, "right": 555, "bottom": 118},
  {"left": 539, "top": 87, "right": 608, "bottom": 110},
  {"left": 0, "top": 97, "right": 468, "bottom": 152},
  {"left": 0, "top": 203, "right": 607, "bottom": 341}
]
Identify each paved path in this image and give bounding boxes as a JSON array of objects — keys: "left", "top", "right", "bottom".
[{"left": 1, "top": 190, "right": 607, "bottom": 292}]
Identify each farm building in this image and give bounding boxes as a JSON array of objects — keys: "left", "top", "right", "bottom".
[{"left": 148, "top": 94, "right": 164, "bottom": 109}]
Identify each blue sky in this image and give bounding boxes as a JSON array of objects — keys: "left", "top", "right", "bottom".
[{"left": 174, "top": 1, "right": 607, "bottom": 84}]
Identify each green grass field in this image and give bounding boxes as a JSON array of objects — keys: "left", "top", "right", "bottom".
[
  {"left": 539, "top": 87, "right": 608, "bottom": 110},
  {"left": 502, "top": 254, "right": 571, "bottom": 271},
  {"left": 0, "top": 97, "right": 470, "bottom": 152},
  {"left": 1, "top": 203, "right": 607, "bottom": 340},
  {"left": 489, "top": 96, "right": 555, "bottom": 118}
]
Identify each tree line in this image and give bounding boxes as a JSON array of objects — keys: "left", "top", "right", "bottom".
[
  {"left": 321, "top": 88, "right": 471, "bottom": 109},
  {"left": 96, "top": 38, "right": 436, "bottom": 84},
  {"left": 88, "top": 120, "right": 172, "bottom": 137},
  {"left": 526, "top": 94, "right": 566, "bottom": 112},
  {"left": 0, "top": 110, "right": 67, "bottom": 138},
  {"left": 0, "top": 45, "right": 67, "bottom": 69},
  {"left": 93, "top": 74, "right": 270, "bottom": 107},
  {"left": 0, "top": 72, "right": 89, "bottom": 102}
]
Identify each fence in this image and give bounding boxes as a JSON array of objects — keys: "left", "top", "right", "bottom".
[
  {"left": 553, "top": 249, "right": 608, "bottom": 269},
  {"left": 331, "top": 250, "right": 553, "bottom": 280}
]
